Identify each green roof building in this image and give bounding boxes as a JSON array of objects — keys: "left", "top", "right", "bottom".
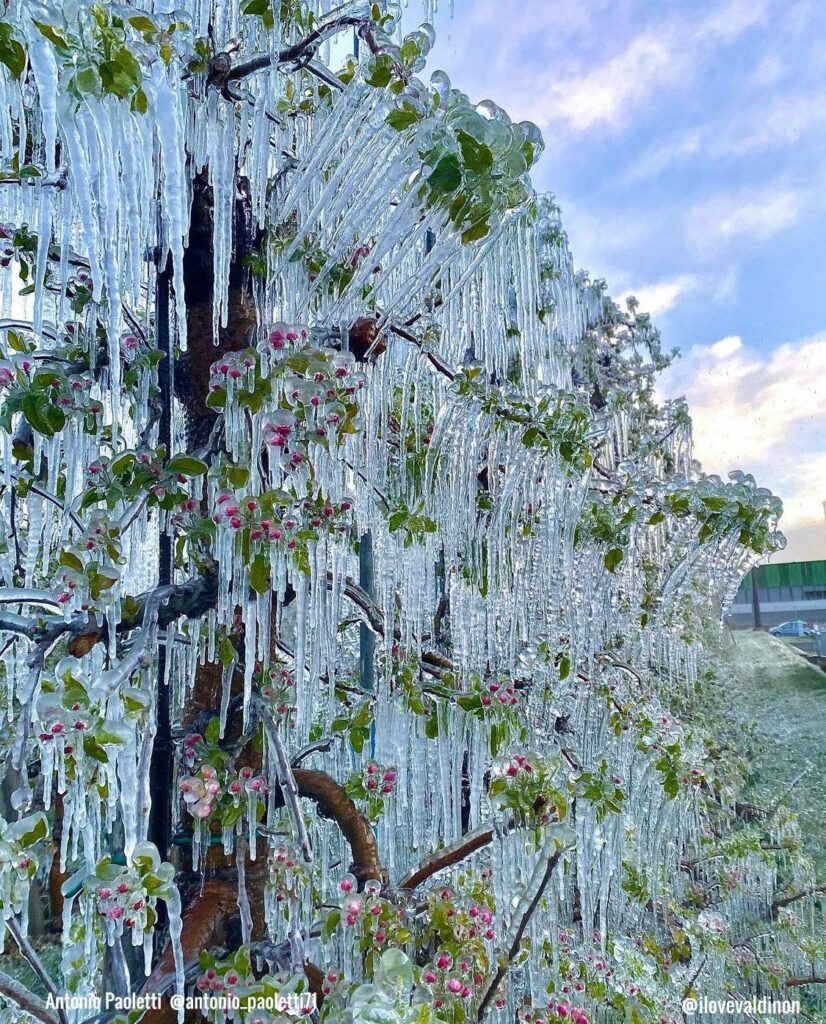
[{"left": 729, "top": 559, "right": 826, "bottom": 628}]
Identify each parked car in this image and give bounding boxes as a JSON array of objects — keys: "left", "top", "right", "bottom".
[{"left": 769, "top": 620, "right": 807, "bottom": 637}]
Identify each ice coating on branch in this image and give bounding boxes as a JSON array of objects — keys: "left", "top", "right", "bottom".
[{"left": 0, "top": 1, "right": 809, "bottom": 1021}]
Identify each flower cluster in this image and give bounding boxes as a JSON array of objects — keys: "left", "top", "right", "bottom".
[
  {"left": 179, "top": 756, "right": 268, "bottom": 822},
  {"left": 0, "top": 351, "right": 103, "bottom": 436},
  {"left": 95, "top": 874, "right": 150, "bottom": 930},
  {"left": 489, "top": 751, "right": 568, "bottom": 827},
  {"left": 268, "top": 839, "right": 310, "bottom": 904},
  {"left": 519, "top": 1004, "right": 590, "bottom": 1024},
  {"left": 191, "top": 946, "right": 315, "bottom": 1022},
  {"left": 0, "top": 351, "right": 34, "bottom": 388},
  {"left": 261, "top": 321, "right": 310, "bottom": 353},
  {"left": 421, "top": 946, "right": 490, "bottom": 1011},
  {"left": 179, "top": 763, "right": 223, "bottom": 820},
  {"left": 327, "top": 876, "right": 412, "bottom": 959},
  {"left": 85, "top": 447, "right": 205, "bottom": 514},
  {"left": 479, "top": 675, "right": 520, "bottom": 709},
  {"left": 0, "top": 221, "right": 15, "bottom": 267},
  {"left": 415, "top": 878, "right": 498, "bottom": 1012},
  {"left": 35, "top": 661, "right": 148, "bottom": 780},
  {"left": 344, "top": 761, "right": 398, "bottom": 822},
  {"left": 319, "top": 967, "right": 353, "bottom": 1005},
  {"left": 206, "top": 324, "right": 367, "bottom": 466},
  {"left": 0, "top": 812, "right": 47, "bottom": 922},
  {"left": 258, "top": 664, "right": 297, "bottom": 723},
  {"left": 91, "top": 843, "right": 176, "bottom": 945},
  {"left": 212, "top": 488, "right": 354, "bottom": 588},
  {"left": 213, "top": 491, "right": 352, "bottom": 546}
]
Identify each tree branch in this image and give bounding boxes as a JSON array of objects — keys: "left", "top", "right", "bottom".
[
  {"left": 290, "top": 768, "right": 384, "bottom": 884},
  {"left": 773, "top": 885, "right": 826, "bottom": 912},
  {"left": 221, "top": 15, "right": 380, "bottom": 90},
  {"left": 397, "top": 823, "right": 497, "bottom": 891},
  {"left": 0, "top": 569, "right": 218, "bottom": 654},
  {"left": 0, "top": 970, "right": 58, "bottom": 1024},
  {"left": 260, "top": 708, "right": 314, "bottom": 864},
  {"left": 5, "top": 918, "right": 67, "bottom": 1024},
  {"left": 476, "top": 846, "right": 563, "bottom": 1020}
]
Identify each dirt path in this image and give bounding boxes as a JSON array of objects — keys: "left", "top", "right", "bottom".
[{"left": 720, "top": 630, "right": 826, "bottom": 869}]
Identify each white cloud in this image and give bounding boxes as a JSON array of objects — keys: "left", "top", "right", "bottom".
[
  {"left": 708, "top": 334, "right": 743, "bottom": 359},
  {"left": 627, "top": 91, "right": 826, "bottom": 181},
  {"left": 659, "top": 332, "right": 826, "bottom": 559},
  {"left": 544, "top": 0, "right": 770, "bottom": 132},
  {"left": 685, "top": 186, "right": 802, "bottom": 255},
  {"left": 549, "top": 33, "right": 677, "bottom": 132},
  {"left": 620, "top": 275, "right": 700, "bottom": 317},
  {"left": 619, "top": 269, "right": 737, "bottom": 319}
]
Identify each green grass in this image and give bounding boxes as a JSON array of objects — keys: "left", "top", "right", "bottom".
[{"left": 720, "top": 629, "right": 826, "bottom": 870}]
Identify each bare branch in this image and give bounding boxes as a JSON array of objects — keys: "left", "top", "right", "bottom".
[
  {"left": 0, "top": 969, "right": 58, "bottom": 1024},
  {"left": 5, "top": 918, "right": 67, "bottom": 1024},
  {"left": 291, "top": 768, "right": 384, "bottom": 884},
  {"left": 291, "top": 737, "right": 335, "bottom": 767},
  {"left": 0, "top": 589, "right": 63, "bottom": 611},
  {"left": 221, "top": 15, "right": 380, "bottom": 91},
  {"left": 260, "top": 707, "right": 314, "bottom": 864},
  {"left": 476, "top": 845, "right": 563, "bottom": 1020},
  {"left": 773, "top": 885, "right": 826, "bottom": 912},
  {"left": 7, "top": 470, "right": 85, "bottom": 532},
  {"left": 397, "top": 823, "right": 497, "bottom": 891}
]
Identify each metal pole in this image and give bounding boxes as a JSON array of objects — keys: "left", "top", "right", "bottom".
[
  {"left": 751, "top": 566, "right": 762, "bottom": 631},
  {"left": 148, "top": 256, "right": 174, "bottom": 861},
  {"left": 359, "top": 531, "right": 375, "bottom": 693}
]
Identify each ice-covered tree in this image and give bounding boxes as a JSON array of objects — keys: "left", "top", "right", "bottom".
[{"left": 0, "top": 2, "right": 822, "bottom": 1023}]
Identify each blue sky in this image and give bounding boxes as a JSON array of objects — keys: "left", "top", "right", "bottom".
[{"left": 404, "top": 0, "right": 826, "bottom": 561}]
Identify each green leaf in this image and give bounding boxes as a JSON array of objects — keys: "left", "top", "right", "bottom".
[
  {"left": 74, "top": 66, "right": 102, "bottom": 96},
  {"left": 166, "top": 454, "right": 208, "bottom": 476},
  {"left": 226, "top": 464, "right": 249, "bottom": 487},
  {"left": 460, "top": 221, "right": 490, "bottom": 245},
  {"left": 6, "top": 329, "right": 27, "bottom": 352},
  {"left": 321, "top": 909, "right": 341, "bottom": 942},
  {"left": 388, "top": 510, "right": 408, "bottom": 532},
  {"left": 128, "top": 15, "right": 157, "bottom": 33},
  {"left": 22, "top": 393, "right": 61, "bottom": 437},
  {"left": 399, "top": 38, "right": 421, "bottom": 65},
  {"left": 59, "top": 549, "right": 84, "bottom": 573},
  {"left": 424, "top": 714, "right": 439, "bottom": 739},
  {"left": 33, "top": 21, "right": 70, "bottom": 52},
  {"left": 99, "top": 47, "right": 142, "bottom": 99},
  {"left": 249, "top": 553, "right": 270, "bottom": 595},
  {"left": 427, "top": 153, "right": 462, "bottom": 195},
  {"left": 456, "top": 131, "right": 493, "bottom": 175},
  {"left": 604, "top": 548, "right": 624, "bottom": 573},
  {"left": 700, "top": 495, "right": 727, "bottom": 512},
  {"left": 220, "top": 636, "right": 236, "bottom": 668},
  {"left": 385, "top": 107, "right": 420, "bottom": 132},
  {"left": 14, "top": 812, "right": 48, "bottom": 847},
  {"left": 365, "top": 55, "right": 393, "bottom": 88},
  {"left": 647, "top": 511, "right": 665, "bottom": 526},
  {"left": 0, "top": 25, "right": 26, "bottom": 79},
  {"left": 558, "top": 653, "right": 570, "bottom": 681}
]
